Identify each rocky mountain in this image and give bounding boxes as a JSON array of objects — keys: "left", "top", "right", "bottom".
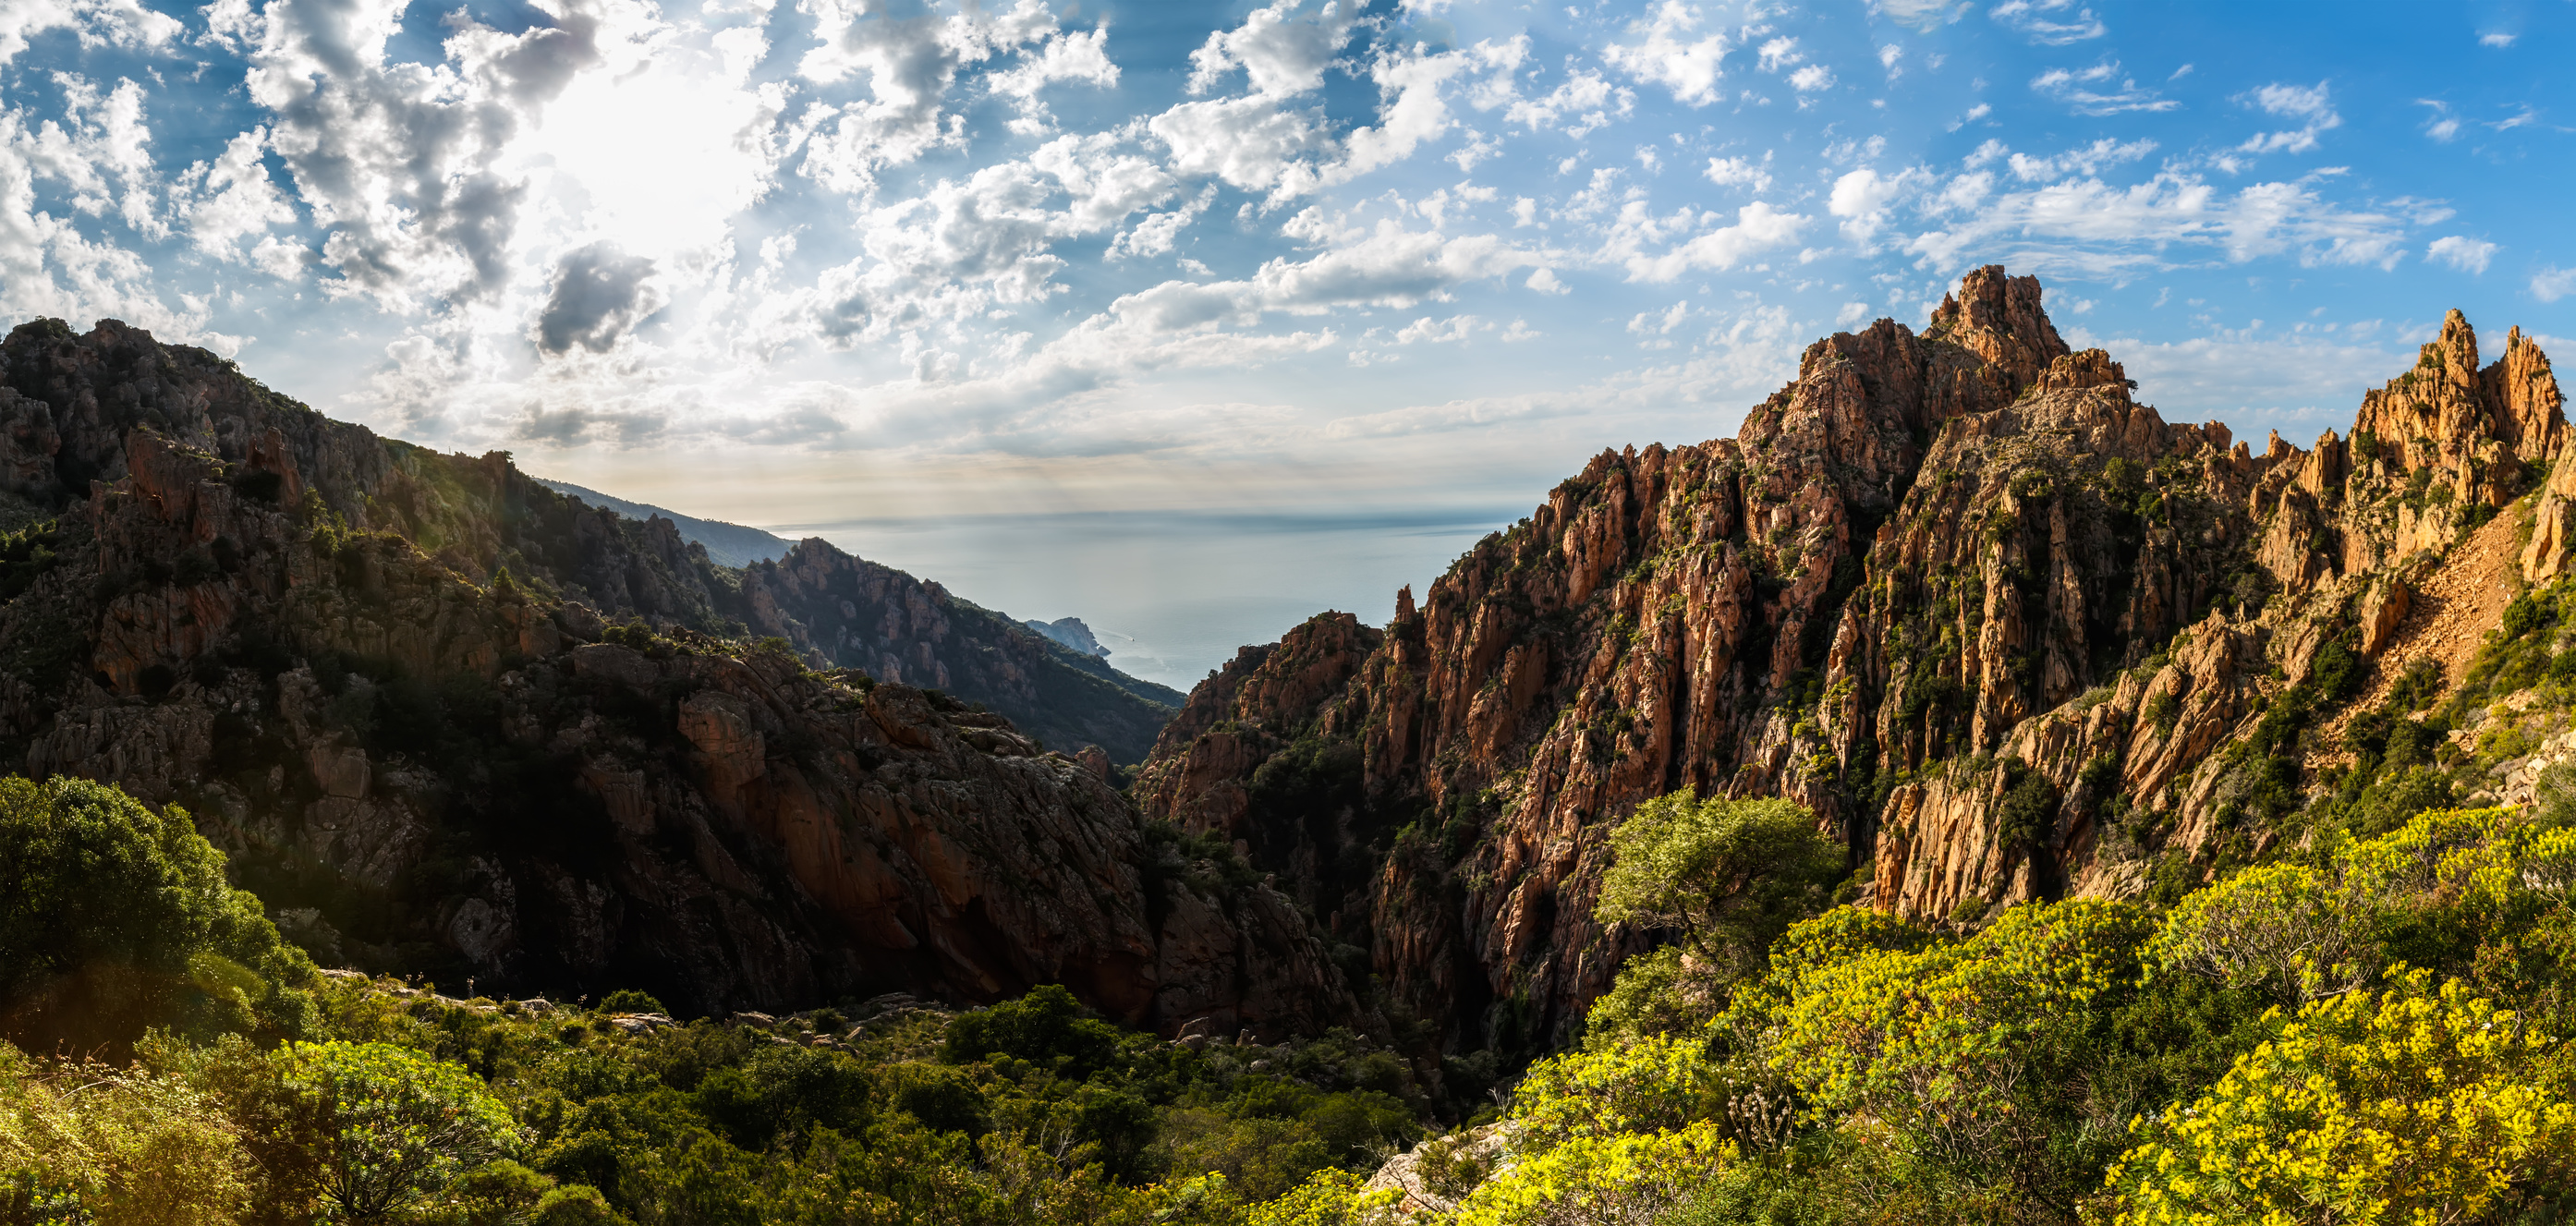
[
  {"left": 1133, "top": 266, "right": 2568, "bottom": 1050},
  {"left": 531, "top": 476, "right": 795, "bottom": 568},
  {"left": 0, "top": 317, "right": 1338, "bottom": 1031},
  {"left": 1029, "top": 615, "right": 1112, "bottom": 659}
]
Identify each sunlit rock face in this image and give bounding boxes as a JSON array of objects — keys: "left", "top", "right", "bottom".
[{"left": 1134, "top": 266, "right": 2569, "bottom": 1049}]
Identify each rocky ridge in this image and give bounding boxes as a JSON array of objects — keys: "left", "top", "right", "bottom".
[
  {"left": 0, "top": 315, "right": 1178, "bottom": 765},
  {"left": 1133, "top": 267, "right": 2570, "bottom": 1050},
  {"left": 0, "top": 318, "right": 1331, "bottom": 1031}
]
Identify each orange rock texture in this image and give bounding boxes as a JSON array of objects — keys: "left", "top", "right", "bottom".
[{"left": 1135, "top": 267, "right": 2570, "bottom": 1047}]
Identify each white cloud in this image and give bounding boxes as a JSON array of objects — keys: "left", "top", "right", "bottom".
[
  {"left": 1991, "top": 0, "right": 2107, "bottom": 45},
  {"left": 1107, "top": 213, "right": 1544, "bottom": 336},
  {"left": 2004, "top": 137, "right": 2155, "bottom": 180},
  {"left": 1150, "top": 96, "right": 1332, "bottom": 198},
  {"left": 2536, "top": 268, "right": 2576, "bottom": 304},
  {"left": 2479, "top": 31, "right": 2517, "bottom": 48},
  {"left": 2068, "top": 323, "right": 2404, "bottom": 440},
  {"left": 1603, "top": 1, "right": 1732, "bottom": 105},
  {"left": 1704, "top": 154, "right": 1773, "bottom": 191},
  {"left": 800, "top": 1, "right": 1073, "bottom": 195},
  {"left": 1395, "top": 314, "right": 1479, "bottom": 344},
  {"left": 1628, "top": 298, "right": 1689, "bottom": 335},
  {"left": 1525, "top": 267, "right": 1568, "bottom": 294},
  {"left": 1789, "top": 65, "right": 1835, "bottom": 93},
  {"left": 2417, "top": 100, "right": 2461, "bottom": 142},
  {"left": 1829, "top": 165, "right": 1930, "bottom": 248},
  {"left": 1185, "top": 0, "right": 1358, "bottom": 98},
  {"left": 2425, "top": 236, "right": 2498, "bottom": 273},
  {"left": 1878, "top": 44, "right": 1904, "bottom": 79},
  {"left": 1905, "top": 170, "right": 2412, "bottom": 275},
  {"left": 2030, "top": 60, "right": 2175, "bottom": 115},
  {"left": 2491, "top": 106, "right": 2540, "bottom": 132},
  {"left": 2237, "top": 81, "right": 2340, "bottom": 155},
  {"left": 1836, "top": 300, "right": 1870, "bottom": 326},
  {"left": 178, "top": 127, "right": 298, "bottom": 265},
  {"left": 1619, "top": 200, "right": 1806, "bottom": 282},
  {"left": 0, "top": 0, "right": 180, "bottom": 67},
  {"left": 1501, "top": 69, "right": 1628, "bottom": 136}
]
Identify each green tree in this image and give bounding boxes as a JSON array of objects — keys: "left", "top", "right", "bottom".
[
  {"left": 274, "top": 1041, "right": 520, "bottom": 1222},
  {"left": 1595, "top": 793, "right": 1841, "bottom": 983},
  {"left": 940, "top": 984, "right": 1123, "bottom": 1077},
  {"left": 0, "top": 776, "right": 315, "bottom": 1053}
]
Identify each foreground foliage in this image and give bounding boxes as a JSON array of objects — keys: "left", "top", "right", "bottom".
[{"left": 9, "top": 770, "right": 2576, "bottom": 1224}]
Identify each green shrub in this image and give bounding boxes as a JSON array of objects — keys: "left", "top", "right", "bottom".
[{"left": 0, "top": 776, "right": 315, "bottom": 1054}]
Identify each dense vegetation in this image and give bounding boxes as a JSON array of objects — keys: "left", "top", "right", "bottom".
[{"left": 21, "top": 585, "right": 2576, "bottom": 1222}]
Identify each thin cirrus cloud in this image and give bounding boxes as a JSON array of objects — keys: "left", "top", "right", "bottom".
[{"left": 0, "top": 0, "right": 2561, "bottom": 497}]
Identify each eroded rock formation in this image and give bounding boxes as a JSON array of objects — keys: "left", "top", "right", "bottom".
[{"left": 1136, "top": 267, "right": 2570, "bottom": 1049}]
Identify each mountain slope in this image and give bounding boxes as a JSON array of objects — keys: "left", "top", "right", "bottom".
[
  {"left": 0, "top": 318, "right": 1175, "bottom": 763},
  {"left": 0, "top": 318, "right": 1328, "bottom": 1029},
  {"left": 1132, "top": 268, "right": 2569, "bottom": 1050},
  {"left": 531, "top": 476, "right": 794, "bottom": 567}
]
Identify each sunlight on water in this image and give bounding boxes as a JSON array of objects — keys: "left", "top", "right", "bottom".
[{"left": 772, "top": 508, "right": 1518, "bottom": 692}]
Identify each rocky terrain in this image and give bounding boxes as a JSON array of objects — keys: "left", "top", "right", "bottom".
[
  {"left": 1134, "top": 267, "right": 2568, "bottom": 1050},
  {"left": 0, "top": 318, "right": 1177, "bottom": 764},
  {"left": 0, "top": 318, "right": 1318, "bottom": 1028}
]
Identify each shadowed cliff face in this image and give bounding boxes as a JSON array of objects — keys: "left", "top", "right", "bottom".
[
  {"left": 0, "top": 316, "right": 1177, "bottom": 766},
  {"left": 0, "top": 319, "right": 1343, "bottom": 1032},
  {"left": 1135, "top": 267, "right": 2570, "bottom": 1050}
]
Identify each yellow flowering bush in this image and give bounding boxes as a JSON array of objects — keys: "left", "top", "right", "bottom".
[
  {"left": 2523, "top": 825, "right": 2576, "bottom": 900},
  {"left": 2107, "top": 969, "right": 2576, "bottom": 1225},
  {"left": 1767, "top": 900, "right": 2154, "bottom": 1161},
  {"left": 1718, "top": 905, "right": 1931, "bottom": 1042},
  {"left": 2341, "top": 806, "right": 2527, "bottom": 908},
  {"left": 2145, "top": 861, "right": 2377, "bottom": 1005},
  {"left": 1238, "top": 1169, "right": 1403, "bottom": 1226},
  {"left": 1509, "top": 1033, "right": 1725, "bottom": 1147},
  {"left": 1452, "top": 1120, "right": 1733, "bottom": 1226}
]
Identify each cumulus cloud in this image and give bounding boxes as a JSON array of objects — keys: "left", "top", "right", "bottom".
[
  {"left": 2425, "top": 236, "right": 2497, "bottom": 273},
  {"left": 1704, "top": 154, "right": 1773, "bottom": 191},
  {"left": 1185, "top": 0, "right": 1357, "bottom": 98},
  {"left": 0, "top": 0, "right": 179, "bottom": 66},
  {"left": 177, "top": 127, "right": 298, "bottom": 267},
  {"left": 1829, "top": 166, "right": 1930, "bottom": 248},
  {"left": 537, "top": 242, "right": 663, "bottom": 353},
  {"left": 1501, "top": 68, "right": 1629, "bottom": 136},
  {"left": 2536, "top": 268, "right": 2576, "bottom": 304},
  {"left": 1603, "top": 2, "right": 1732, "bottom": 105},
  {"left": 1620, "top": 200, "right": 1806, "bottom": 281}
]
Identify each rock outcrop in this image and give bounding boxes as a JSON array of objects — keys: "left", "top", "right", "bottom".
[
  {"left": 0, "top": 319, "right": 1331, "bottom": 1031},
  {"left": 1134, "top": 267, "right": 2570, "bottom": 1050},
  {"left": 0, "top": 316, "right": 1178, "bottom": 764}
]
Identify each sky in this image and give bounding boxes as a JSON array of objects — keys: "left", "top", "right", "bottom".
[{"left": 4, "top": 0, "right": 2572, "bottom": 687}]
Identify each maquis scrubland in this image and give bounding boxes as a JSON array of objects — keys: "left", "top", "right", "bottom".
[{"left": 5, "top": 266, "right": 2576, "bottom": 1224}]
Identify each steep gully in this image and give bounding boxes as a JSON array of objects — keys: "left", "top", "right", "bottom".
[{"left": 1136, "top": 266, "right": 2568, "bottom": 1049}]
